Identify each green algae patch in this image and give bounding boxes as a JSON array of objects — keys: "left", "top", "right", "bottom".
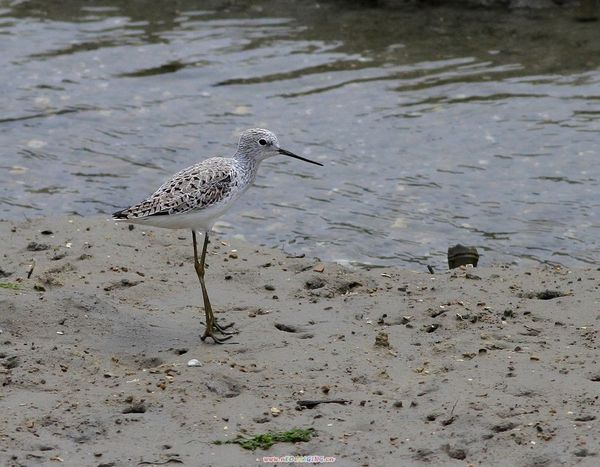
[{"left": 214, "top": 428, "right": 315, "bottom": 450}]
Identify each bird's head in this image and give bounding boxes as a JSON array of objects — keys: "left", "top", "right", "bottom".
[{"left": 236, "top": 128, "right": 322, "bottom": 166}]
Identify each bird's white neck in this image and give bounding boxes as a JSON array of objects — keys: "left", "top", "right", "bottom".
[{"left": 233, "top": 152, "right": 260, "bottom": 186}]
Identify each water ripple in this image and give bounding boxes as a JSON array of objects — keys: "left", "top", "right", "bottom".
[{"left": 0, "top": 2, "right": 598, "bottom": 269}]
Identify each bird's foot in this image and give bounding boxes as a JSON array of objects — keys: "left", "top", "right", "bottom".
[
  {"left": 214, "top": 320, "right": 237, "bottom": 335},
  {"left": 199, "top": 319, "right": 237, "bottom": 335},
  {"left": 200, "top": 326, "right": 234, "bottom": 344}
]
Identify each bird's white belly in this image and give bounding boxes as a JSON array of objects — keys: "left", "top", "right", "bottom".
[{"left": 120, "top": 202, "right": 232, "bottom": 232}]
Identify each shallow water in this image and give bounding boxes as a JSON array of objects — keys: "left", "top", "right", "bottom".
[{"left": 1, "top": 1, "right": 598, "bottom": 268}]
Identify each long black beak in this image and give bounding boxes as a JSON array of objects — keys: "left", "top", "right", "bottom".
[{"left": 278, "top": 148, "right": 323, "bottom": 166}]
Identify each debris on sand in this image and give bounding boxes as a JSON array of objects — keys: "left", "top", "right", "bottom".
[
  {"left": 297, "top": 399, "right": 350, "bottom": 409},
  {"left": 103, "top": 278, "right": 142, "bottom": 291},
  {"left": 519, "top": 289, "right": 572, "bottom": 300},
  {"left": 375, "top": 331, "right": 390, "bottom": 347}
]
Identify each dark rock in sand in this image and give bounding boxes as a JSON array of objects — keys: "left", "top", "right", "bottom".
[
  {"left": 274, "top": 322, "right": 302, "bottom": 333},
  {"left": 27, "top": 241, "right": 50, "bottom": 251},
  {"left": 444, "top": 444, "right": 467, "bottom": 460},
  {"left": 491, "top": 421, "right": 518, "bottom": 432},
  {"left": 1, "top": 356, "right": 19, "bottom": 369},
  {"left": 305, "top": 277, "right": 326, "bottom": 290},
  {"left": 0, "top": 268, "right": 12, "bottom": 278},
  {"left": 448, "top": 244, "right": 479, "bottom": 269},
  {"left": 122, "top": 401, "right": 147, "bottom": 414}
]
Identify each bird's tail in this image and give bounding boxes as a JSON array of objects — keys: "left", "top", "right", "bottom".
[{"left": 112, "top": 208, "right": 130, "bottom": 220}]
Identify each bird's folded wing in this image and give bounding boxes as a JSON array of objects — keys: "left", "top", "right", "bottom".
[{"left": 116, "top": 162, "right": 235, "bottom": 219}]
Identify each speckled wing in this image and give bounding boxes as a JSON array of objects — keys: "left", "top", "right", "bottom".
[{"left": 113, "top": 158, "right": 236, "bottom": 220}]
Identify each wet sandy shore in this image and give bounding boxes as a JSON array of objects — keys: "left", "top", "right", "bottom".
[{"left": 1, "top": 216, "right": 598, "bottom": 466}]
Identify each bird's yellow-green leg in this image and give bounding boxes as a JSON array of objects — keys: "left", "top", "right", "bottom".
[
  {"left": 192, "top": 231, "right": 235, "bottom": 343},
  {"left": 197, "top": 232, "right": 236, "bottom": 334}
]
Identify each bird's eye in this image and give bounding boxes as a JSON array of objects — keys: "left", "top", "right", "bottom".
[{"left": 258, "top": 139, "right": 267, "bottom": 146}]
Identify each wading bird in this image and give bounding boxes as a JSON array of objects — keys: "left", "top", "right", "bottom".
[{"left": 113, "top": 129, "right": 323, "bottom": 343}]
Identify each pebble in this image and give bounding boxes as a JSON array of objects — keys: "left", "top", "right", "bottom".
[{"left": 187, "top": 359, "right": 202, "bottom": 367}]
